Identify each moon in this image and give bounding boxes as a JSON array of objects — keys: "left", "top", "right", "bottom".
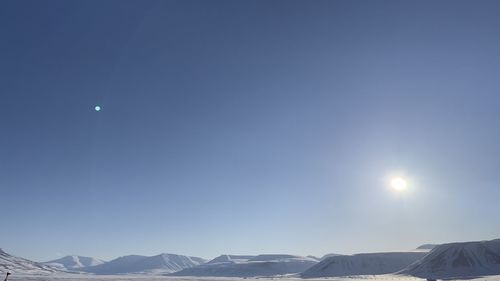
[
  {"left": 95, "top": 105, "right": 101, "bottom": 112},
  {"left": 390, "top": 177, "right": 408, "bottom": 191}
]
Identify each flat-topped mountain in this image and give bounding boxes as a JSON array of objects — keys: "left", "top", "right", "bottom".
[
  {"left": 172, "top": 254, "right": 318, "bottom": 277},
  {"left": 302, "top": 251, "right": 427, "bottom": 278}
]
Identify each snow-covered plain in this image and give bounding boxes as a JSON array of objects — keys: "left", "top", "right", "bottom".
[{"left": 7, "top": 274, "right": 500, "bottom": 281}]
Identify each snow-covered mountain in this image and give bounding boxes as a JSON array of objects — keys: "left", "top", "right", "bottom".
[
  {"left": 401, "top": 239, "right": 500, "bottom": 279},
  {"left": 172, "top": 254, "right": 317, "bottom": 277},
  {"left": 44, "top": 255, "right": 105, "bottom": 270},
  {"left": 0, "top": 249, "right": 59, "bottom": 275},
  {"left": 301, "top": 251, "right": 427, "bottom": 278},
  {"left": 80, "top": 253, "right": 205, "bottom": 275}
]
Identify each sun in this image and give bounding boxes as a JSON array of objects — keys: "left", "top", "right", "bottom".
[{"left": 390, "top": 177, "right": 408, "bottom": 191}]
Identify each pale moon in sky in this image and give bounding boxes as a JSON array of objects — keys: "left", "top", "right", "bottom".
[
  {"left": 95, "top": 105, "right": 101, "bottom": 112},
  {"left": 390, "top": 177, "right": 408, "bottom": 191}
]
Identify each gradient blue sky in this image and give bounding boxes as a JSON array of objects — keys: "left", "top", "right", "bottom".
[{"left": 1, "top": 0, "right": 500, "bottom": 262}]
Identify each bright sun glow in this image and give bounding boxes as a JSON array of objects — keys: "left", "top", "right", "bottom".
[{"left": 390, "top": 177, "right": 408, "bottom": 191}]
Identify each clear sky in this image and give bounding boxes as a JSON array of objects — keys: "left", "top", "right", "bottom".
[{"left": 1, "top": 0, "right": 500, "bottom": 262}]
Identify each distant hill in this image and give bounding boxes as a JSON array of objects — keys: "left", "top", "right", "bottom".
[
  {"left": 301, "top": 251, "right": 427, "bottom": 278},
  {"left": 0, "top": 249, "right": 59, "bottom": 275},
  {"left": 206, "top": 255, "right": 255, "bottom": 264},
  {"left": 80, "top": 253, "right": 206, "bottom": 275},
  {"left": 416, "top": 244, "right": 439, "bottom": 250},
  {"left": 44, "top": 255, "right": 105, "bottom": 270},
  {"left": 171, "top": 254, "right": 318, "bottom": 277},
  {"left": 248, "top": 254, "right": 308, "bottom": 262},
  {"left": 306, "top": 255, "right": 321, "bottom": 261},
  {"left": 401, "top": 239, "right": 500, "bottom": 279}
]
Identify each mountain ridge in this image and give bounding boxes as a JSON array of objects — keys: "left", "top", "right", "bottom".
[
  {"left": 80, "top": 253, "right": 206, "bottom": 275},
  {"left": 301, "top": 251, "right": 428, "bottom": 278},
  {"left": 0, "top": 249, "right": 60, "bottom": 275},
  {"left": 44, "top": 255, "right": 106, "bottom": 270},
  {"left": 401, "top": 239, "right": 500, "bottom": 279}
]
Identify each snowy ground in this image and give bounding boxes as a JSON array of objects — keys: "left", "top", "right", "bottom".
[{"left": 8, "top": 274, "right": 500, "bottom": 281}]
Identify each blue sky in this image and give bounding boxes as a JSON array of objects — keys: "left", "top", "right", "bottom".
[{"left": 1, "top": 0, "right": 500, "bottom": 261}]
